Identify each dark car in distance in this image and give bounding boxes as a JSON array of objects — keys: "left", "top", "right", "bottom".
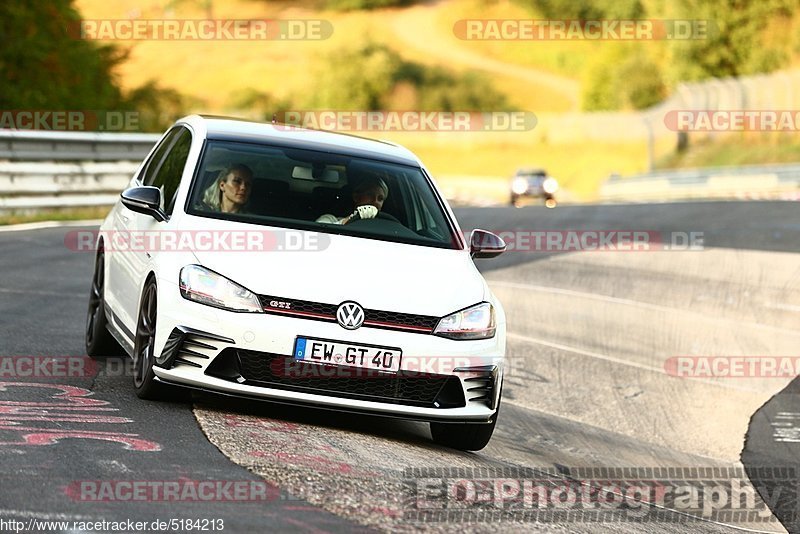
[{"left": 510, "top": 168, "right": 558, "bottom": 208}]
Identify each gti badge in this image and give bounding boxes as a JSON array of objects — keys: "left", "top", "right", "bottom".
[{"left": 268, "top": 300, "right": 292, "bottom": 309}]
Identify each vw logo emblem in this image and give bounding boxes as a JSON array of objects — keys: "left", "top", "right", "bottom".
[{"left": 336, "top": 301, "right": 365, "bottom": 330}]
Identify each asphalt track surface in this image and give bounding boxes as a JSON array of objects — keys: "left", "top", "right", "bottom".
[{"left": 0, "top": 200, "right": 798, "bottom": 533}]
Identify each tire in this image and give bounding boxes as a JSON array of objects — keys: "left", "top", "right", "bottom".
[
  {"left": 85, "top": 251, "right": 124, "bottom": 359},
  {"left": 132, "top": 280, "right": 170, "bottom": 400},
  {"left": 545, "top": 197, "right": 557, "bottom": 208},
  {"left": 430, "top": 403, "right": 500, "bottom": 451}
]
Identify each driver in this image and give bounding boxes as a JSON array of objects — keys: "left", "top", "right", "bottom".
[
  {"left": 198, "top": 163, "right": 253, "bottom": 214},
  {"left": 316, "top": 177, "right": 389, "bottom": 225}
]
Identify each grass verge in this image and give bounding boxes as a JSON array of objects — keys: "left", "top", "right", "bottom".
[
  {"left": 657, "top": 134, "right": 800, "bottom": 170},
  {"left": 0, "top": 206, "right": 110, "bottom": 226}
]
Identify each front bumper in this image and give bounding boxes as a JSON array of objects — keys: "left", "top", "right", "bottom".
[
  {"left": 511, "top": 188, "right": 552, "bottom": 199},
  {"left": 152, "top": 294, "right": 505, "bottom": 423}
]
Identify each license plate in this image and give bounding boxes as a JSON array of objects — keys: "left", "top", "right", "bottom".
[{"left": 293, "top": 336, "right": 402, "bottom": 373}]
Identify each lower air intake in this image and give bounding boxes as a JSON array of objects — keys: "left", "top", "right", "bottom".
[{"left": 207, "top": 349, "right": 465, "bottom": 409}]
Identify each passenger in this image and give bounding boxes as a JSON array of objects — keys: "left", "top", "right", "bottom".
[
  {"left": 316, "top": 177, "right": 389, "bottom": 225},
  {"left": 199, "top": 163, "right": 253, "bottom": 214}
]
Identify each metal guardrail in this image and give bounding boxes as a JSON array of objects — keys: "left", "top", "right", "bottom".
[
  {"left": 0, "top": 130, "right": 798, "bottom": 212},
  {"left": 0, "top": 161, "right": 139, "bottom": 211},
  {"left": 0, "top": 130, "right": 159, "bottom": 162},
  {"left": 0, "top": 130, "right": 156, "bottom": 212},
  {"left": 600, "top": 163, "right": 800, "bottom": 202}
]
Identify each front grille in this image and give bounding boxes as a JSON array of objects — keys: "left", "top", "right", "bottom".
[
  {"left": 258, "top": 295, "right": 440, "bottom": 334},
  {"left": 209, "top": 349, "right": 465, "bottom": 408},
  {"left": 260, "top": 296, "right": 337, "bottom": 318}
]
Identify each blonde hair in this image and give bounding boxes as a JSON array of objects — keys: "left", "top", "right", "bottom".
[{"left": 201, "top": 164, "right": 253, "bottom": 211}]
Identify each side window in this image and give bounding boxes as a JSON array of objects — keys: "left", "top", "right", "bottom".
[
  {"left": 150, "top": 128, "right": 192, "bottom": 216},
  {"left": 141, "top": 127, "right": 181, "bottom": 186}
]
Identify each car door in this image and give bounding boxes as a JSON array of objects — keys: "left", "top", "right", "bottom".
[
  {"left": 111, "top": 126, "right": 187, "bottom": 334},
  {"left": 126, "top": 126, "right": 193, "bottom": 327},
  {"left": 106, "top": 127, "right": 181, "bottom": 331}
]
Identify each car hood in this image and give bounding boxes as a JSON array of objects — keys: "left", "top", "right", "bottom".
[{"left": 179, "top": 217, "right": 485, "bottom": 317}]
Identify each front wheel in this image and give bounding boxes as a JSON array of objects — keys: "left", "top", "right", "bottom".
[
  {"left": 430, "top": 408, "right": 499, "bottom": 451},
  {"left": 132, "top": 280, "right": 169, "bottom": 400}
]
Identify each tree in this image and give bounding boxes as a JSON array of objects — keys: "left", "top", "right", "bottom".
[
  {"left": 308, "top": 41, "right": 509, "bottom": 112},
  {"left": 227, "top": 88, "right": 293, "bottom": 122},
  {"left": 165, "top": 0, "right": 213, "bottom": 19},
  {"left": 516, "top": 0, "right": 644, "bottom": 19},
  {"left": 0, "top": 1, "right": 127, "bottom": 110},
  {"left": 582, "top": 45, "right": 666, "bottom": 111},
  {"left": 670, "top": 0, "right": 798, "bottom": 80},
  {"left": 617, "top": 52, "right": 667, "bottom": 110},
  {"left": 324, "top": 0, "right": 418, "bottom": 10},
  {"left": 308, "top": 42, "right": 402, "bottom": 110},
  {"left": 0, "top": 1, "right": 187, "bottom": 131},
  {"left": 125, "top": 81, "right": 188, "bottom": 132}
]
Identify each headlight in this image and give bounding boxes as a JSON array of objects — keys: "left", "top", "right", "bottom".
[
  {"left": 179, "top": 265, "right": 263, "bottom": 313},
  {"left": 434, "top": 302, "right": 496, "bottom": 340},
  {"left": 511, "top": 178, "right": 529, "bottom": 195},
  {"left": 542, "top": 177, "right": 558, "bottom": 194}
]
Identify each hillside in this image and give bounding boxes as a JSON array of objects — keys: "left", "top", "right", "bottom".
[{"left": 73, "top": 0, "right": 800, "bottom": 198}]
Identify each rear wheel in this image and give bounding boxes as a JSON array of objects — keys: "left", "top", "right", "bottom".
[
  {"left": 85, "top": 251, "right": 124, "bottom": 359},
  {"left": 132, "top": 280, "right": 169, "bottom": 400},
  {"left": 430, "top": 404, "right": 500, "bottom": 451}
]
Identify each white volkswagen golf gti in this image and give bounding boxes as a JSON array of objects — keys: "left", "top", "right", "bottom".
[{"left": 86, "top": 115, "right": 507, "bottom": 450}]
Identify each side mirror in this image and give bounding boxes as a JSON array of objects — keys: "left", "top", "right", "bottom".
[
  {"left": 470, "top": 229, "right": 506, "bottom": 259},
  {"left": 120, "top": 186, "right": 167, "bottom": 222}
]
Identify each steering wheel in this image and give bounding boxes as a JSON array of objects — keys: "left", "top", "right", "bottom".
[{"left": 376, "top": 211, "right": 400, "bottom": 223}]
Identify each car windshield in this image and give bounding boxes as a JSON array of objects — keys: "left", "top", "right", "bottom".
[
  {"left": 186, "top": 140, "right": 459, "bottom": 249},
  {"left": 517, "top": 170, "right": 546, "bottom": 179}
]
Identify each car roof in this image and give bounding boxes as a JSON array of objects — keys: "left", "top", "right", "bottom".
[
  {"left": 516, "top": 168, "right": 546, "bottom": 175},
  {"left": 178, "top": 115, "right": 421, "bottom": 167}
]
